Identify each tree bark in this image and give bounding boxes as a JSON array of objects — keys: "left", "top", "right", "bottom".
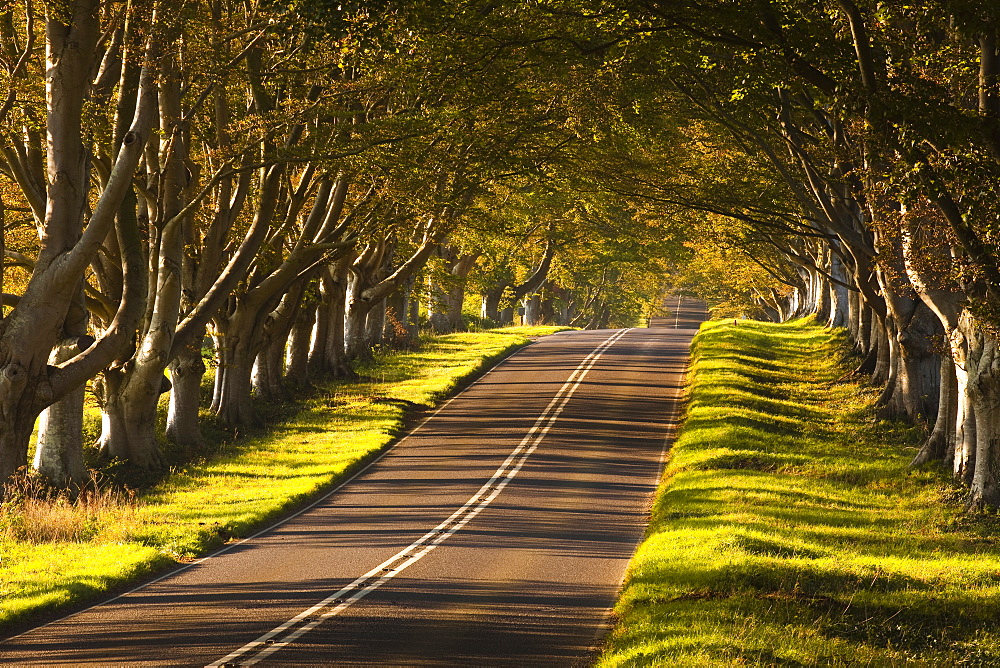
[
  {"left": 253, "top": 338, "right": 289, "bottom": 403},
  {"left": 870, "top": 317, "right": 891, "bottom": 386},
  {"left": 286, "top": 298, "right": 315, "bottom": 386},
  {"left": 310, "top": 253, "right": 354, "bottom": 378},
  {"left": 34, "top": 341, "right": 87, "bottom": 487},
  {"left": 98, "top": 53, "right": 188, "bottom": 468},
  {"left": 213, "top": 318, "right": 261, "bottom": 427},
  {"left": 952, "top": 328, "right": 976, "bottom": 485},
  {"left": 481, "top": 286, "right": 506, "bottom": 325},
  {"left": 383, "top": 276, "right": 412, "bottom": 347},
  {"left": 912, "top": 353, "right": 957, "bottom": 467},
  {"left": 166, "top": 335, "right": 206, "bottom": 448},
  {"left": 964, "top": 314, "right": 1000, "bottom": 509},
  {"left": 97, "top": 366, "right": 168, "bottom": 469},
  {"left": 847, "top": 287, "right": 862, "bottom": 345},
  {"left": 525, "top": 292, "right": 543, "bottom": 325},
  {"left": 0, "top": 3, "right": 157, "bottom": 482},
  {"left": 827, "top": 253, "right": 851, "bottom": 328}
]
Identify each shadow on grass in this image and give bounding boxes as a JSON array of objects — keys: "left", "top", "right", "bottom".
[{"left": 600, "top": 318, "right": 1000, "bottom": 666}]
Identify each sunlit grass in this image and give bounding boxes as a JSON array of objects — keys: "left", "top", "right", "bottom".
[
  {"left": 0, "top": 327, "right": 566, "bottom": 633},
  {"left": 599, "top": 318, "right": 1000, "bottom": 666},
  {"left": 1, "top": 472, "right": 143, "bottom": 545}
]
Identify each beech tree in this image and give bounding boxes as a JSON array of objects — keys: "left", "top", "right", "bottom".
[
  {"left": 572, "top": 0, "right": 1000, "bottom": 507},
  {"left": 0, "top": 0, "right": 161, "bottom": 482}
]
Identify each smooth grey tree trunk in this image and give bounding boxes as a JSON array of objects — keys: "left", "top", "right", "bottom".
[
  {"left": 286, "top": 301, "right": 315, "bottom": 385},
  {"left": 316, "top": 254, "right": 354, "bottom": 378},
  {"left": 166, "top": 336, "right": 206, "bottom": 449},
  {"left": 524, "top": 293, "right": 543, "bottom": 325},
  {"left": 870, "top": 318, "right": 891, "bottom": 386},
  {"left": 912, "top": 353, "right": 957, "bottom": 467},
  {"left": 900, "top": 214, "right": 974, "bottom": 476},
  {"left": 406, "top": 274, "right": 420, "bottom": 338},
  {"left": 98, "top": 366, "right": 169, "bottom": 469},
  {"left": 213, "top": 326, "right": 260, "bottom": 427},
  {"left": 253, "top": 339, "right": 289, "bottom": 403},
  {"left": 366, "top": 299, "right": 386, "bottom": 346},
  {"left": 827, "top": 255, "right": 851, "bottom": 328},
  {"left": 34, "top": 342, "right": 87, "bottom": 486},
  {"left": 847, "top": 288, "right": 862, "bottom": 345},
  {"left": 814, "top": 270, "right": 832, "bottom": 323},
  {"left": 965, "top": 317, "right": 1000, "bottom": 509},
  {"left": 953, "top": 330, "right": 976, "bottom": 485}
]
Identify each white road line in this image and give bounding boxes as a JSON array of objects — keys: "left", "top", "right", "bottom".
[
  {"left": 5, "top": 340, "right": 536, "bottom": 644},
  {"left": 674, "top": 295, "right": 682, "bottom": 328},
  {"left": 207, "top": 328, "right": 633, "bottom": 667}
]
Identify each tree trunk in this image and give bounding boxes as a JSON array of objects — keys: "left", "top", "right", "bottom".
[
  {"left": 966, "top": 317, "right": 1000, "bottom": 509},
  {"left": 100, "top": 54, "right": 188, "bottom": 468},
  {"left": 97, "top": 367, "right": 167, "bottom": 469},
  {"left": 211, "top": 333, "right": 225, "bottom": 413},
  {"left": 847, "top": 288, "right": 862, "bottom": 345},
  {"left": 443, "top": 252, "right": 478, "bottom": 332},
  {"left": 308, "top": 275, "right": 333, "bottom": 376},
  {"left": 953, "top": 329, "right": 976, "bottom": 485},
  {"left": 525, "top": 293, "right": 543, "bottom": 325},
  {"left": 34, "top": 341, "right": 87, "bottom": 487},
  {"left": 886, "top": 301, "right": 942, "bottom": 422},
  {"left": 481, "top": 286, "right": 505, "bottom": 325},
  {"left": 383, "top": 281, "right": 410, "bottom": 347},
  {"left": 427, "top": 272, "right": 450, "bottom": 333},
  {"left": 540, "top": 288, "right": 555, "bottom": 325},
  {"left": 870, "top": 317, "right": 891, "bottom": 386},
  {"left": 827, "top": 255, "right": 851, "bottom": 328},
  {"left": 0, "top": 4, "right": 156, "bottom": 483},
  {"left": 858, "top": 298, "right": 873, "bottom": 354},
  {"left": 876, "top": 316, "right": 900, "bottom": 410},
  {"left": 166, "top": 334, "right": 206, "bottom": 449},
  {"left": 214, "top": 330, "right": 260, "bottom": 427},
  {"left": 316, "top": 255, "right": 354, "bottom": 378},
  {"left": 877, "top": 234, "right": 943, "bottom": 422},
  {"left": 814, "top": 271, "right": 832, "bottom": 323},
  {"left": 344, "top": 302, "right": 370, "bottom": 360},
  {"left": 286, "top": 300, "right": 314, "bottom": 386},
  {"left": 366, "top": 298, "right": 386, "bottom": 346},
  {"left": 406, "top": 274, "right": 421, "bottom": 338},
  {"left": 900, "top": 212, "right": 973, "bottom": 475},
  {"left": 445, "top": 284, "right": 466, "bottom": 331},
  {"left": 252, "top": 337, "right": 288, "bottom": 403},
  {"left": 911, "top": 353, "right": 957, "bottom": 467}
]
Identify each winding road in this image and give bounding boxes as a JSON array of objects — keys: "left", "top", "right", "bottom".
[{"left": 1, "top": 299, "right": 706, "bottom": 666}]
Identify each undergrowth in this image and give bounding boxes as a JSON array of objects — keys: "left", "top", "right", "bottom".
[
  {"left": 599, "top": 318, "right": 1000, "bottom": 667},
  {"left": 0, "top": 471, "right": 141, "bottom": 544}
]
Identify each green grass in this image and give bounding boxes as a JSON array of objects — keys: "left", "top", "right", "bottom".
[
  {"left": 0, "top": 327, "right": 569, "bottom": 634},
  {"left": 599, "top": 318, "right": 1000, "bottom": 667}
]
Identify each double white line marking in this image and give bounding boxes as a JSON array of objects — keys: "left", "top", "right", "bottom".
[{"left": 208, "top": 328, "right": 632, "bottom": 667}]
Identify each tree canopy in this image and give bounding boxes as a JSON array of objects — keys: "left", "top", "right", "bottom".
[{"left": 2, "top": 0, "right": 1000, "bottom": 509}]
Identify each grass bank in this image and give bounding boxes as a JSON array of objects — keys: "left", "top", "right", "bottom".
[
  {"left": 0, "top": 327, "right": 569, "bottom": 635},
  {"left": 599, "top": 319, "right": 1000, "bottom": 666}
]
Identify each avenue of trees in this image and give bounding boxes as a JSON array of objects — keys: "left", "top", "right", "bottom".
[
  {"left": 0, "top": 1, "right": 673, "bottom": 488},
  {"left": 5, "top": 0, "right": 1000, "bottom": 511},
  {"left": 612, "top": 0, "right": 1000, "bottom": 509}
]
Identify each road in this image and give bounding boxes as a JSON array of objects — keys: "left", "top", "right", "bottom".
[{"left": 1, "top": 299, "right": 706, "bottom": 666}]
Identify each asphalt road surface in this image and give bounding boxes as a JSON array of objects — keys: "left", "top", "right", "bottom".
[{"left": 1, "top": 299, "right": 706, "bottom": 667}]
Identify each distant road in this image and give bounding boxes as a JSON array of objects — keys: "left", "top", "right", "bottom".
[
  {"left": 649, "top": 294, "right": 709, "bottom": 330},
  {"left": 1, "top": 300, "right": 706, "bottom": 666}
]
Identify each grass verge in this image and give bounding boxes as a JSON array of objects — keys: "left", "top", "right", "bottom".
[
  {"left": 599, "top": 318, "right": 1000, "bottom": 666},
  {"left": 0, "top": 327, "right": 570, "bottom": 635}
]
